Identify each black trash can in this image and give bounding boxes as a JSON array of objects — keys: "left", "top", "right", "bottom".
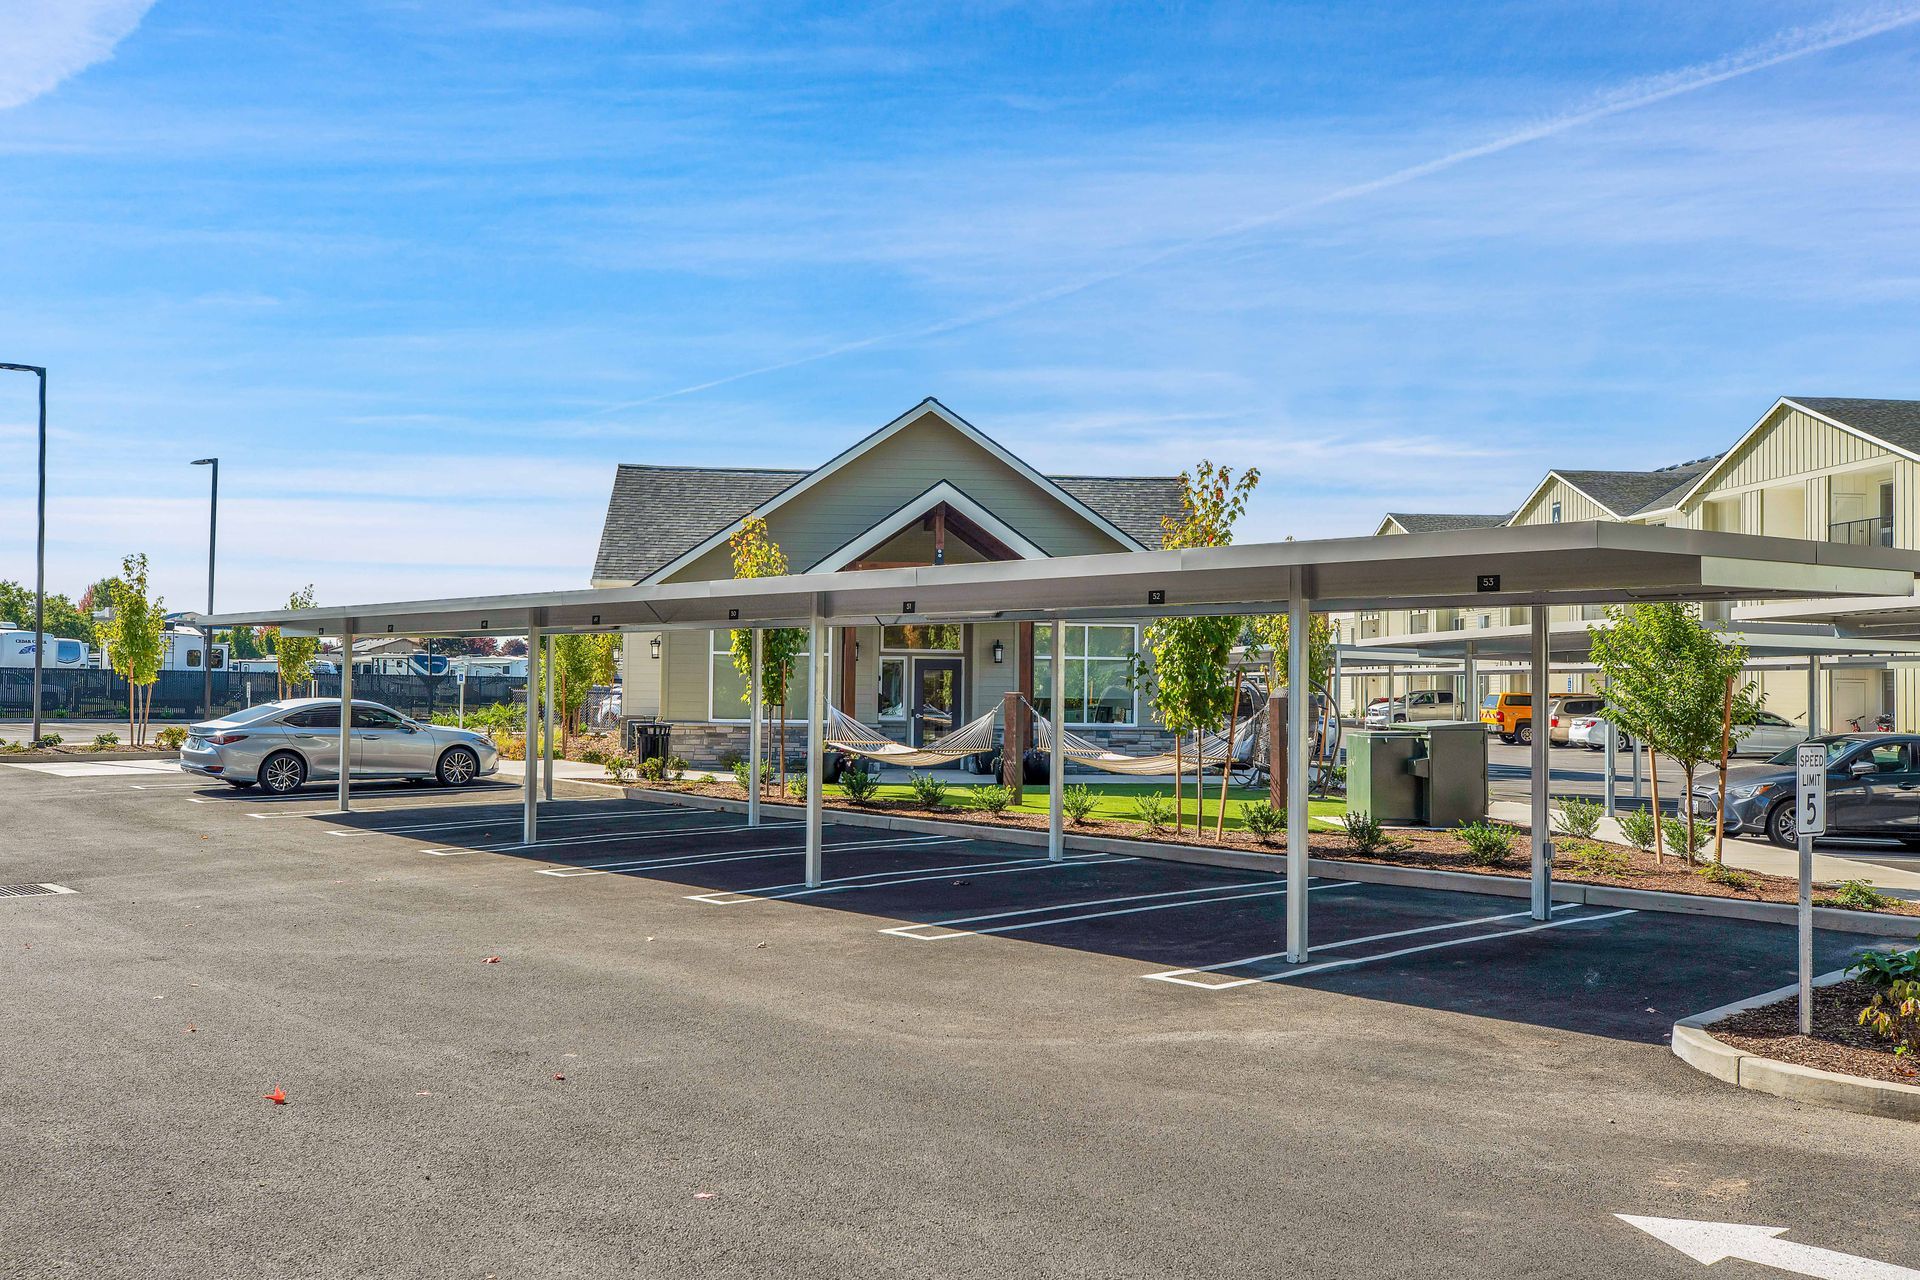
[{"left": 624, "top": 719, "right": 671, "bottom": 764}]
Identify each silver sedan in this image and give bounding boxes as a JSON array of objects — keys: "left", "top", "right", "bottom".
[{"left": 180, "top": 697, "right": 499, "bottom": 794}]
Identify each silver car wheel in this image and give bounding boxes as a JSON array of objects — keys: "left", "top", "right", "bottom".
[
  {"left": 261, "top": 752, "right": 305, "bottom": 795},
  {"left": 439, "top": 747, "right": 478, "bottom": 787}
]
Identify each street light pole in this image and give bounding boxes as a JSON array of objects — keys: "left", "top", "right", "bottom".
[
  {"left": 192, "top": 458, "right": 218, "bottom": 721},
  {"left": 2, "top": 363, "right": 47, "bottom": 744}
]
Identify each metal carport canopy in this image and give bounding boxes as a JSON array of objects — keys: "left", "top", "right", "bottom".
[
  {"left": 1353, "top": 620, "right": 1920, "bottom": 663},
  {"left": 202, "top": 522, "right": 1919, "bottom": 637},
  {"left": 198, "top": 520, "right": 1919, "bottom": 973}
]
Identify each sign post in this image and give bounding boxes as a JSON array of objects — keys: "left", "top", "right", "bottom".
[
  {"left": 456, "top": 662, "right": 468, "bottom": 728},
  {"left": 1794, "top": 741, "right": 1827, "bottom": 1036}
]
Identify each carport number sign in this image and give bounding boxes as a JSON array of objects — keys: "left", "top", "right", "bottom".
[
  {"left": 1476, "top": 574, "right": 1500, "bottom": 592},
  {"left": 1796, "top": 742, "right": 1827, "bottom": 835}
]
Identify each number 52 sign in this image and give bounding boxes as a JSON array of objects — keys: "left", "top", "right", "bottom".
[{"left": 1796, "top": 742, "right": 1827, "bottom": 836}]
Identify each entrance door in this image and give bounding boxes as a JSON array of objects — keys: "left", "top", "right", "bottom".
[{"left": 910, "top": 658, "right": 963, "bottom": 747}]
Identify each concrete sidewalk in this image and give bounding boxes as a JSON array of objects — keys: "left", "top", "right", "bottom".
[{"left": 1488, "top": 798, "right": 1920, "bottom": 894}]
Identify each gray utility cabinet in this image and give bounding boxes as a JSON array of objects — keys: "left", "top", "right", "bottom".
[{"left": 1345, "top": 722, "right": 1488, "bottom": 828}]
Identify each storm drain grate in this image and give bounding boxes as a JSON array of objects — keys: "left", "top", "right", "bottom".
[{"left": 0, "top": 884, "right": 75, "bottom": 899}]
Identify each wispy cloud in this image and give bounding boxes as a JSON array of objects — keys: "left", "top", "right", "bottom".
[
  {"left": 0, "top": 0, "right": 156, "bottom": 111},
  {"left": 587, "top": 2, "right": 1920, "bottom": 411}
]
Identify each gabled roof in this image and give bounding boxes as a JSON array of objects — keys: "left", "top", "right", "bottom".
[
  {"left": 1552, "top": 456, "right": 1721, "bottom": 519},
  {"left": 1376, "top": 512, "right": 1510, "bottom": 535},
  {"left": 591, "top": 400, "right": 1186, "bottom": 584},
  {"left": 1666, "top": 397, "right": 1920, "bottom": 513}
]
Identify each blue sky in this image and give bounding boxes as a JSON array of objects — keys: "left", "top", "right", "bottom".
[{"left": 1, "top": 1, "right": 1918, "bottom": 611}]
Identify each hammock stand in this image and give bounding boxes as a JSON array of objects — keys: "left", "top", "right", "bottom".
[{"left": 824, "top": 705, "right": 1001, "bottom": 770}]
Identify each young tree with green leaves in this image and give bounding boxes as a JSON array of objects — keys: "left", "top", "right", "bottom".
[
  {"left": 727, "top": 517, "right": 808, "bottom": 791},
  {"left": 97, "top": 554, "right": 166, "bottom": 746},
  {"left": 535, "top": 632, "right": 619, "bottom": 746},
  {"left": 1588, "top": 602, "right": 1762, "bottom": 864},
  {"left": 271, "top": 586, "right": 319, "bottom": 699},
  {"left": 1137, "top": 461, "right": 1260, "bottom": 836}
]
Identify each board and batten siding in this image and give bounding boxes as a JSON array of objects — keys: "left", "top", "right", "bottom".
[
  {"left": 661, "top": 410, "right": 1136, "bottom": 585},
  {"left": 1511, "top": 477, "right": 1614, "bottom": 526},
  {"left": 1695, "top": 406, "right": 1896, "bottom": 494}
]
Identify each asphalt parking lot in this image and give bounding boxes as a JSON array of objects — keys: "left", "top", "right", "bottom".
[{"left": 2, "top": 761, "right": 1915, "bottom": 1278}]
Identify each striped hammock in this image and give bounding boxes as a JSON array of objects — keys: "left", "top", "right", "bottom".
[
  {"left": 1027, "top": 700, "right": 1263, "bottom": 776},
  {"left": 824, "top": 705, "right": 1001, "bottom": 768}
]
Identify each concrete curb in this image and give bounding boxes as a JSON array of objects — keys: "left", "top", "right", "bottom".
[
  {"left": 1671, "top": 971, "right": 1920, "bottom": 1123},
  {"left": 600, "top": 783, "right": 1920, "bottom": 937}
]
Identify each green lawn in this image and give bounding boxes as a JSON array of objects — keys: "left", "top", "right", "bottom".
[{"left": 862, "top": 780, "right": 1346, "bottom": 833}]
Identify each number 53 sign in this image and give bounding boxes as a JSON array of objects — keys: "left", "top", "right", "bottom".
[{"left": 1796, "top": 742, "right": 1827, "bottom": 836}]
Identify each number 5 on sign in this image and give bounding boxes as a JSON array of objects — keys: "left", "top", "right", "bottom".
[{"left": 1796, "top": 742, "right": 1827, "bottom": 835}]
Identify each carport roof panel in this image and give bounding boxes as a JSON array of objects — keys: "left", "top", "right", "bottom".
[
  {"left": 1356, "top": 619, "right": 1920, "bottom": 662},
  {"left": 202, "top": 522, "right": 1920, "bottom": 637}
]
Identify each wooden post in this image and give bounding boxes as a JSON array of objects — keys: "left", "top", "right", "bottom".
[
  {"left": 1269, "top": 694, "right": 1286, "bottom": 817},
  {"left": 1017, "top": 622, "right": 1035, "bottom": 753},
  {"left": 1648, "top": 746, "right": 1663, "bottom": 865},
  {"left": 1001, "top": 691, "right": 1024, "bottom": 803}
]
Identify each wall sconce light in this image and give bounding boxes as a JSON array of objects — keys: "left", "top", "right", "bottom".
[
  {"left": 854, "top": 640, "right": 862, "bottom": 660},
  {"left": 991, "top": 640, "right": 1005, "bottom": 664},
  {"left": 649, "top": 636, "right": 662, "bottom": 661}
]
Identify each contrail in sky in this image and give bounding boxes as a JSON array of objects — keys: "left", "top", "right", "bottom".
[{"left": 591, "top": 4, "right": 1920, "bottom": 415}]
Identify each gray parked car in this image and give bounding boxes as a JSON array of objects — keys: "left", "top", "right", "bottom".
[
  {"left": 1692, "top": 733, "right": 1920, "bottom": 847},
  {"left": 179, "top": 697, "right": 499, "bottom": 794}
]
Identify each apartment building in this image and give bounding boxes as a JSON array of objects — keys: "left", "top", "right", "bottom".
[{"left": 1346, "top": 397, "right": 1920, "bottom": 732}]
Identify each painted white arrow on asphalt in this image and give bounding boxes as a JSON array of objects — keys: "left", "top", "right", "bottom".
[{"left": 1619, "top": 1215, "right": 1920, "bottom": 1279}]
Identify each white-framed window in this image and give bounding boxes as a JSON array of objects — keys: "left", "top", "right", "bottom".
[
  {"left": 877, "top": 657, "right": 906, "bottom": 721},
  {"left": 708, "top": 629, "right": 816, "bottom": 722},
  {"left": 1033, "top": 624, "right": 1137, "bottom": 726},
  {"left": 1550, "top": 500, "right": 1563, "bottom": 523}
]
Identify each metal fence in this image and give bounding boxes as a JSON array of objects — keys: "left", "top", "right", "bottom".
[{"left": 5, "top": 670, "right": 529, "bottom": 723}]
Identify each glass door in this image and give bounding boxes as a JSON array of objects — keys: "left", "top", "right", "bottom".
[{"left": 910, "top": 658, "right": 963, "bottom": 747}]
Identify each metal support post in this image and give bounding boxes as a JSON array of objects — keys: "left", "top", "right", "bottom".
[
  {"left": 1286, "top": 587, "right": 1312, "bottom": 963},
  {"left": 1799, "top": 825, "right": 1815, "bottom": 1036},
  {"left": 805, "top": 614, "right": 825, "bottom": 888},
  {"left": 543, "top": 632, "right": 556, "bottom": 802},
  {"left": 1529, "top": 609, "right": 1551, "bottom": 920},
  {"left": 1048, "top": 619, "right": 1065, "bottom": 861},
  {"left": 748, "top": 628, "right": 763, "bottom": 828},
  {"left": 337, "top": 630, "right": 354, "bottom": 814},
  {"left": 1602, "top": 718, "right": 1618, "bottom": 818},
  {"left": 1807, "top": 654, "right": 1821, "bottom": 736},
  {"left": 523, "top": 624, "right": 541, "bottom": 844}
]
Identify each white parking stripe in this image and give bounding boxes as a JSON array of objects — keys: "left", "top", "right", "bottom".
[
  {"left": 883, "top": 879, "right": 1361, "bottom": 940},
  {"left": 422, "top": 819, "right": 793, "bottom": 856},
  {"left": 536, "top": 834, "right": 965, "bottom": 878},
  {"left": 689, "top": 852, "right": 1127, "bottom": 904},
  {"left": 334, "top": 806, "right": 697, "bottom": 838},
  {"left": 1146, "top": 907, "right": 1638, "bottom": 989}
]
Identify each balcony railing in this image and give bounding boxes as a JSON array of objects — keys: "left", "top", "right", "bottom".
[{"left": 1829, "top": 517, "right": 1894, "bottom": 547}]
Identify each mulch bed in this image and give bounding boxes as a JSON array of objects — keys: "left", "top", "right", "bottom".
[
  {"left": 597, "top": 778, "right": 1920, "bottom": 919},
  {"left": 1715, "top": 977, "right": 1920, "bottom": 1087},
  {"left": 0, "top": 744, "right": 178, "bottom": 764}
]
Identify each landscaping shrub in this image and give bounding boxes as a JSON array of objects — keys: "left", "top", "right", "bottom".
[
  {"left": 1615, "top": 807, "right": 1659, "bottom": 853},
  {"left": 1129, "top": 791, "right": 1174, "bottom": 833},
  {"left": 716, "top": 749, "right": 744, "bottom": 771},
  {"left": 1241, "top": 799, "right": 1285, "bottom": 844},
  {"left": 910, "top": 772, "right": 949, "bottom": 809},
  {"left": 578, "top": 744, "right": 608, "bottom": 766},
  {"left": 29, "top": 734, "right": 62, "bottom": 749},
  {"left": 1341, "top": 810, "right": 1386, "bottom": 854},
  {"left": 1568, "top": 843, "right": 1630, "bottom": 876},
  {"left": 664, "top": 754, "right": 687, "bottom": 783},
  {"left": 1455, "top": 820, "right": 1518, "bottom": 867},
  {"left": 962, "top": 783, "right": 1013, "bottom": 816},
  {"left": 1552, "top": 796, "right": 1603, "bottom": 841},
  {"left": 0, "top": 740, "right": 23, "bottom": 754},
  {"left": 785, "top": 773, "right": 807, "bottom": 799},
  {"left": 90, "top": 731, "right": 120, "bottom": 751},
  {"left": 1695, "top": 861, "right": 1753, "bottom": 890},
  {"left": 1824, "top": 880, "right": 1896, "bottom": 912},
  {"left": 1061, "top": 783, "right": 1098, "bottom": 826},
  {"left": 1851, "top": 943, "right": 1920, "bottom": 1056},
  {"left": 636, "top": 756, "right": 666, "bottom": 783},
  {"left": 155, "top": 726, "right": 187, "bottom": 751},
  {"left": 839, "top": 765, "right": 880, "bottom": 805},
  {"left": 1661, "top": 815, "right": 1711, "bottom": 862},
  {"left": 731, "top": 759, "right": 772, "bottom": 791},
  {"left": 603, "top": 754, "right": 633, "bottom": 783}
]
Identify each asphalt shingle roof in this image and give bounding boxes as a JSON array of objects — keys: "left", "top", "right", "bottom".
[
  {"left": 593, "top": 466, "right": 1185, "bottom": 584},
  {"left": 1786, "top": 398, "right": 1920, "bottom": 456},
  {"left": 1381, "top": 512, "right": 1511, "bottom": 533},
  {"left": 1554, "top": 455, "right": 1721, "bottom": 518}
]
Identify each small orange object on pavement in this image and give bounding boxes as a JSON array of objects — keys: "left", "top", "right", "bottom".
[
  {"left": 264, "top": 1087, "right": 287, "bottom": 1105},
  {"left": 482, "top": 956, "right": 501, "bottom": 964}
]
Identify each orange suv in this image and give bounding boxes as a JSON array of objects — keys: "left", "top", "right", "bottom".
[{"left": 1481, "top": 692, "right": 1534, "bottom": 745}]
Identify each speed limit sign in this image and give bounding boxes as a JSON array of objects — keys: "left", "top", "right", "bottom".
[{"left": 1796, "top": 742, "right": 1827, "bottom": 835}]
